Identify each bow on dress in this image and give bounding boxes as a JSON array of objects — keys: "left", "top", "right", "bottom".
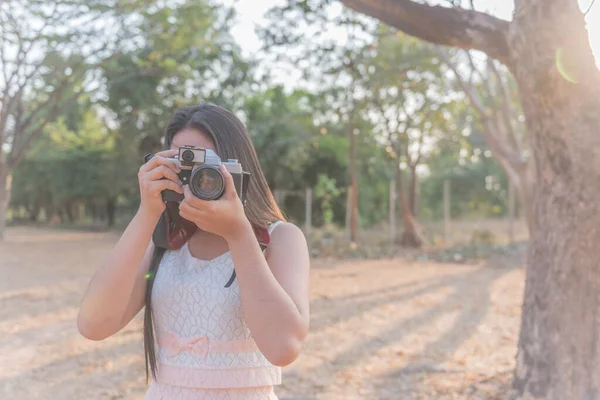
[{"left": 159, "top": 331, "right": 209, "bottom": 359}]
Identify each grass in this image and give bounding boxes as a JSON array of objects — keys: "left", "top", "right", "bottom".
[{"left": 307, "top": 218, "right": 528, "bottom": 260}]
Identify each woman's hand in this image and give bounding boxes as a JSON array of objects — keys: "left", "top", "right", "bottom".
[
  {"left": 178, "top": 164, "right": 250, "bottom": 241},
  {"left": 138, "top": 149, "right": 183, "bottom": 218}
]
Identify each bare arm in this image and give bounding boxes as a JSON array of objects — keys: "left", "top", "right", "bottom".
[
  {"left": 77, "top": 149, "right": 182, "bottom": 340},
  {"left": 227, "top": 221, "right": 310, "bottom": 367},
  {"left": 77, "top": 209, "right": 158, "bottom": 340}
]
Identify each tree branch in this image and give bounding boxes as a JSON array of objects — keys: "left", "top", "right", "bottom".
[
  {"left": 411, "top": 107, "right": 433, "bottom": 167},
  {"left": 435, "top": 47, "right": 487, "bottom": 115},
  {"left": 436, "top": 47, "right": 526, "bottom": 169},
  {"left": 7, "top": 85, "right": 84, "bottom": 169},
  {"left": 0, "top": 37, "right": 10, "bottom": 86},
  {"left": 488, "top": 58, "right": 522, "bottom": 155},
  {"left": 341, "top": 0, "right": 511, "bottom": 66}
]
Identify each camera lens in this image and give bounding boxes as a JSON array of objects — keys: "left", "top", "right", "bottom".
[
  {"left": 190, "top": 166, "right": 225, "bottom": 200},
  {"left": 181, "top": 149, "right": 195, "bottom": 163}
]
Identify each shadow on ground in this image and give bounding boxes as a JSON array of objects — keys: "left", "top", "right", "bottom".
[{"left": 0, "top": 227, "right": 525, "bottom": 400}]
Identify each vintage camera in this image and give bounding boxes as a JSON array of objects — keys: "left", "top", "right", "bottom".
[{"left": 145, "top": 146, "right": 250, "bottom": 204}]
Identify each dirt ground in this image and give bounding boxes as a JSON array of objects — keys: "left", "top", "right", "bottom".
[{"left": 0, "top": 227, "right": 525, "bottom": 400}]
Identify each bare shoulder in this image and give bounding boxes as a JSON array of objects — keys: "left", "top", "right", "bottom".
[
  {"left": 266, "top": 222, "right": 309, "bottom": 259},
  {"left": 272, "top": 222, "right": 306, "bottom": 243}
]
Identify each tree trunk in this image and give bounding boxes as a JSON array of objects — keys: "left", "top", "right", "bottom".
[
  {"left": 350, "top": 175, "right": 358, "bottom": 243},
  {"left": 45, "top": 205, "right": 57, "bottom": 224},
  {"left": 408, "top": 165, "right": 418, "bottom": 216},
  {"left": 348, "top": 124, "right": 358, "bottom": 244},
  {"left": 89, "top": 202, "right": 97, "bottom": 222},
  {"left": 513, "top": 165, "right": 535, "bottom": 235},
  {"left": 106, "top": 197, "right": 116, "bottom": 228},
  {"left": 57, "top": 207, "right": 64, "bottom": 223},
  {"left": 508, "top": 2, "right": 600, "bottom": 399},
  {"left": 0, "top": 167, "right": 11, "bottom": 240},
  {"left": 65, "top": 202, "right": 74, "bottom": 223},
  {"left": 29, "top": 204, "right": 39, "bottom": 222},
  {"left": 397, "top": 166, "right": 421, "bottom": 248},
  {"left": 99, "top": 201, "right": 106, "bottom": 223}
]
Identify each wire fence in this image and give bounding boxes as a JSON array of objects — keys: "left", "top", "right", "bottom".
[
  {"left": 275, "top": 179, "right": 527, "bottom": 252},
  {"left": 8, "top": 178, "right": 527, "bottom": 253}
]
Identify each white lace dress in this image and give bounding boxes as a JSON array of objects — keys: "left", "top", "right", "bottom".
[{"left": 144, "top": 223, "right": 282, "bottom": 400}]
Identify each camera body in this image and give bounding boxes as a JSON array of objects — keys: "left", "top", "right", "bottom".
[{"left": 148, "top": 146, "right": 250, "bottom": 204}]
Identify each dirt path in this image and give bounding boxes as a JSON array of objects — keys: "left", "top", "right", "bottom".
[{"left": 0, "top": 227, "right": 525, "bottom": 399}]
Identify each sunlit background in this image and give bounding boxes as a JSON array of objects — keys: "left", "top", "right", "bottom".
[
  {"left": 2, "top": 1, "right": 596, "bottom": 399},
  {"left": 229, "top": 0, "right": 600, "bottom": 89}
]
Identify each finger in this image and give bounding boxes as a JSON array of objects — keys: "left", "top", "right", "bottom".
[
  {"left": 140, "top": 156, "right": 176, "bottom": 174},
  {"left": 150, "top": 179, "right": 183, "bottom": 194},
  {"left": 140, "top": 155, "right": 179, "bottom": 174},
  {"left": 179, "top": 200, "right": 205, "bottom": 220},
  {"left": 183, "top": 185, "right": 213, "bottom": 210},
  {"left": 156, "top": 149, "right": 179, "bottom": 158},
  {"left": 146, "top": 165, "right": 182, "bottom": 184},
  {"left": 220, "top": 165, "right": 238, "bottom": 199}
]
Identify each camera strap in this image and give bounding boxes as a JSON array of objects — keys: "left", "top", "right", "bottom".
[
  {"left": 241, "top": 172, "right": 251, "bottom": 206},
  {"left": 152, "top": 202, "right": 198, "bottom": 250}
]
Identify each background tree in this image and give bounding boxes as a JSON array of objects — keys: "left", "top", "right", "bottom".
[
  {"left": 10, "top": 105, "right": 126, "bottom": 227},
  {"left": 436, "top": 47, "right": 533, "bottom": 233},
  {"left": 101, "top": 1, "right": 252, "bottom": 156},
  {"left": 363, "top": 28, "right": 458, "bottom": 246},
  {"left": 262, "top": 5, "right": 382, "bottom": 244},
  {"left": 0, "top": 0, "right": 135, "bottom": 238},
  {"left": 5, "top": 0, "right": 522, "bottom": 240},
  {"left": 243, "top": 86, "right": 317, "bottom": 191},
  {"left": 6, "top": 0, "right": 256, "bottom": 229}
]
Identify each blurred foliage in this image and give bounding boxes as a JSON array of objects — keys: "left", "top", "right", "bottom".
[
  {"left": 315, "top": 174, "right": 341, "bottom": 225},
  {"left": 420, "top": 142, "right": 509, "bottom": 220},
  {"left": 100, "top": 0, "right": 252, "bottom": 155},
  {"left": 10, "top": 107, "right": 136, "bottom": 226},
  {"left": 8, "top": 0, "right": 517, "bottom": 233},
  {"left": 244, "top": 86, "right": 317, "bottom": 190}
]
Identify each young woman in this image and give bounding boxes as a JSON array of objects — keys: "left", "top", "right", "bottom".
[{"left": 77, "top": 104, "right": 310, "bottom": 400}]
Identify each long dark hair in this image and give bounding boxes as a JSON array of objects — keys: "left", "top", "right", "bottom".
[{"left": 143, "top": 103, "right": 285, "bottom": 381}]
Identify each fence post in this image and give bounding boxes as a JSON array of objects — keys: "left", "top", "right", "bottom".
[
  {"left": 305, "top": 188, "right": 312, "bottom": 247},
  {"left": 444, "top": 180, "right": 450, "bottom": 243},
  {"left": 389, "top": 179, "right": 396, "bottom": 252},
  {"left": 508, "top": 181, "right": 515, "bottom": 243},
  {"left": 345, "top": 186, "right": 351, "bottom": 240}
]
